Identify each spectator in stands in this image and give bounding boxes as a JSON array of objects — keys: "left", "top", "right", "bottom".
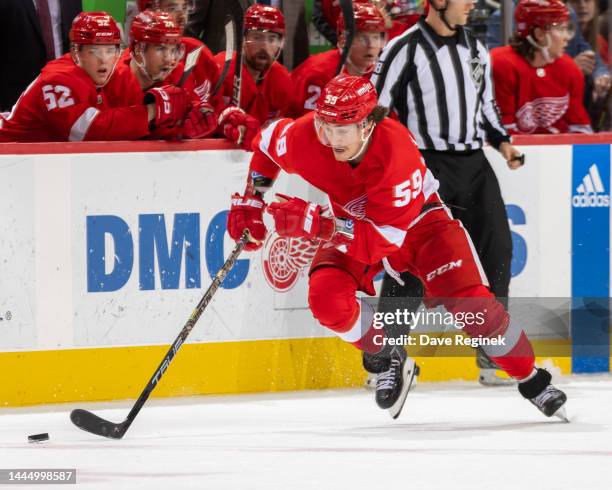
[
  {"left": 599, "top": 0, "right": 608, "bottom": 41},
  {"left": 213, "top": 4, "right": 292, "bottom": 148},
  {"left": 290, "top": 2, "right": 388, "bottom": 117},
  {"left": 570, "top": 0, "right": 612, "bottom": 127},
  {"left": 0, "top": 12, "right": 191, "bottom": 142},
  {"left": 570, "top": 0, "right": 610, "bottom": 62},
  {"left": 0, "top": 0, "right": 82, "bottom": 111},
  {"left": 491, "top": 0, "right": 593, "bottom": 134}
]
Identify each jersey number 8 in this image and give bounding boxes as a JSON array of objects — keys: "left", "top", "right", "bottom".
[{"left": 393, "top": 170, "right": 423, "bottom": 207}]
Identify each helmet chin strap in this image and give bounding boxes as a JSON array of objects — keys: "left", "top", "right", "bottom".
[
  {"left": 431, "top": 0, "right": 457, "bottom": 32},
  {"left": 134, "top": 55, "right": 166, "bottom": 84},
  {"left": 527, "top": 32, "right": 553, "bottom": 64},
  {"left": 346, "top": 121, "right": 375, "bottom": 162}
]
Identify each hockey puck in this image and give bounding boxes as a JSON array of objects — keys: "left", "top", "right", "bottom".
[{"left": 27, "top": 433, "right": 49, "bottom": 443}]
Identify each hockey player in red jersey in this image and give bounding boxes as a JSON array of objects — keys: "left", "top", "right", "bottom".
[
  {"left": 137, "top": 0, "right": 224, "bottom": 136},
  {"left": 213, "top": 4, "right": 292, "bottom": 149},
  {"left": 290, "top": 2, "right": 388, "bottom": 117},
  {"left": 0, "top": 12, "right": 191, "bottom": 143},
  {"left": 491, "top": 0, "right": 592, "bottom": 134},
  {"left": 113, "top": 10, "right": 217, "bottom": 139},
  {"left": 227, "top": 75, "right": 568, "bottom": 420}
]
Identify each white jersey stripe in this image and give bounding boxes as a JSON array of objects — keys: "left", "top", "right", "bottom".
[
  {"left": 364, "top": 219, "right": 407, "bottom": 247},
  {"left": 258, "top": 119, "right": 284, "bottom": 163},
  {"left": 68, "top": 107, "right": 99, "bottom": 142}
]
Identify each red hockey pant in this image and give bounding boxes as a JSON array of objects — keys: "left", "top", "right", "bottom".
[{"left": 308, "top": 208, "right": 535, "bottom": 380}]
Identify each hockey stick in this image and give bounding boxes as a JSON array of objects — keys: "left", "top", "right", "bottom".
[
  {"left": 70, "top": 230, "right": 252, "bottom": 439},
  {"left": 229, "top": 0, "right": 245, "bottom": 107},
  {"left": 212, "top": 16, "right": 235, "bottom": 97},
  {"left": 178, "top": 45, "right": 203, "bottom": 87},
  {"left": 335, "top": 0, "right": 355, "bottom": 75}
]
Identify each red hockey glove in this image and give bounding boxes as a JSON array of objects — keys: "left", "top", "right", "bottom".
[
  {"left": 144, "top": 85, "right": 191, "bottom": 129},
  {"left": 227, "top": 193, "right": 267, "bottom": 251},
  {"left": 184, "top": 101, "right": 216, "bottom": 139},
  {"left": 266, "top": 194, "right": 335, "bottom": 241},
  {"left": 218, "top": 106, "right": 261, "bottom": 150}
]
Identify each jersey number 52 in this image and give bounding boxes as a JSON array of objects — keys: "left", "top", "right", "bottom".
[
  {"left": 42, "top": 85, "right": 75, "bottom": 110},
  {"left": 393, "top": 170, "right": 423, "bottom": 207}
]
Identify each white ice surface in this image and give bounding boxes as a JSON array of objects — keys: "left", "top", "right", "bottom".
[{"left": 1, "top": 377, "right": 611, "bottom": 490}]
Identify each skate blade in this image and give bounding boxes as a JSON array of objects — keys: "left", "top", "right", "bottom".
[
  {"left": 478, "top": 369, "right": 516, "bottom": 387},
  {"left": 388, "top": 359, "right": 419, "bottom": 420},
  {"left": 478, "top": 374, "right": 516, "bottom": 387},
  {"left": 554, "top": 406, "right": 570, "bottom": 423}
]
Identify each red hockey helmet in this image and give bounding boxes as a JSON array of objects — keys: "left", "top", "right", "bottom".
[
  {"left": 130, "top": 10, "right": 183, "bottom": 47},
  {"left": 69, "top": 12, "right": 121, "bottom": 45},
  {"left": 244, "top": 4, "right": 285, "bottom": 36},
  {"left": 337, "top": 2, "right": 387, "bottom": 37},
  {"left": 514, "top": 0, "right": 570, "bottom": 38},
  {"left": 315, "top": 75, "right": 378, "bottom": 125}
]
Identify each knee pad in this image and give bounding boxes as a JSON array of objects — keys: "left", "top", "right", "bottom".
[{"left": 308, "top": 267, "right": 359, "bottom": 333}]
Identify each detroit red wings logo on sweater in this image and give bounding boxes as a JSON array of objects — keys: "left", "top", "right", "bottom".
[
  {"left": 515, "top": 94, "right": 569, "bottom": 133},
  {"left": 262, "top": 234, "right": 319, "bottom": 292},
  {"left": 193, "top": 80, "right": 211, "bottom": 103},
  {"left": 340, "top": 194, "right": 367, "bottom": 219}
]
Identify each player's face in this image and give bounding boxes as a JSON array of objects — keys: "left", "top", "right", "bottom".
[
  {"left": 546, "top": 23, "right": 574, "bottom": 58},
  {"left": 346, "top": 31, "right": 387, "bottom": 75},
  {"left": 76, "top": 44, "right": 121, "bottom": 86},
  {"left": 244, "top": 30, "right": 283, "bottom": 72},
  {"left": 315, "top": 118, "right": 374, "bottom": 161},
  {"left": 139, "top": 43, "right": 185, "bottom": 81},
  {"left": 159, "top": 0, "right": 193, "bottom": 33},
  {"left": 444, "top": 0, "right": 476, "bottom": 27}
]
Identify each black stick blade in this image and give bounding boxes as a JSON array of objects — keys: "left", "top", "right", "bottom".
[{"left": 70, "top": 409, "right": 127, "bottom": 440}]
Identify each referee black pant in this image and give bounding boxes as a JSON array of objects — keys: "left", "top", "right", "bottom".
[{"left": 364, "top": 149, "right": 512, "bottom": 370}]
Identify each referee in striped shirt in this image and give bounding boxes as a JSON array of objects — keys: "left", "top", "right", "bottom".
[{"left": 368, "top": 0, "right": 525, "bottom": 385}]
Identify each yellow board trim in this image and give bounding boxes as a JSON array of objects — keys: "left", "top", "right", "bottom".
[{"left": 0, "top": 337, "right": 584, "bottom": 407}]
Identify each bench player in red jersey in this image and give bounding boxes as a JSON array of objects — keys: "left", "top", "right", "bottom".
[
  {"left": 112, "top": 10, "right": 220, "bottom": 139},
  {"left": 491, "top": 0, "right": 592, "bottom": 134},
  {"left": 137, "top": 0, "right": 226, "bottom": 138},
  {"left": 290, "top": 2, "right": 388, "bottom": 117},
  {"left": 0, "top": 12, "right": 190, "bottom": 142},
  {"left": 213, "top": 5, "right": 292, "bottom": 149},
  {"left": 227, "top": 74, "right": 568, "bottom": 421}
]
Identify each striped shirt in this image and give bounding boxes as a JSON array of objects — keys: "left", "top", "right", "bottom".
[{"left": 371, "top": 18, "right": 510, "bottom": 152}]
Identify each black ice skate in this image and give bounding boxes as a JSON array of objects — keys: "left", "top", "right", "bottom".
[
  {"left": 364, "top": 348, "right": 419, "bottom": 419},
  {"left": 518, "top": 368, "right": 568, "bottom": 422}
]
